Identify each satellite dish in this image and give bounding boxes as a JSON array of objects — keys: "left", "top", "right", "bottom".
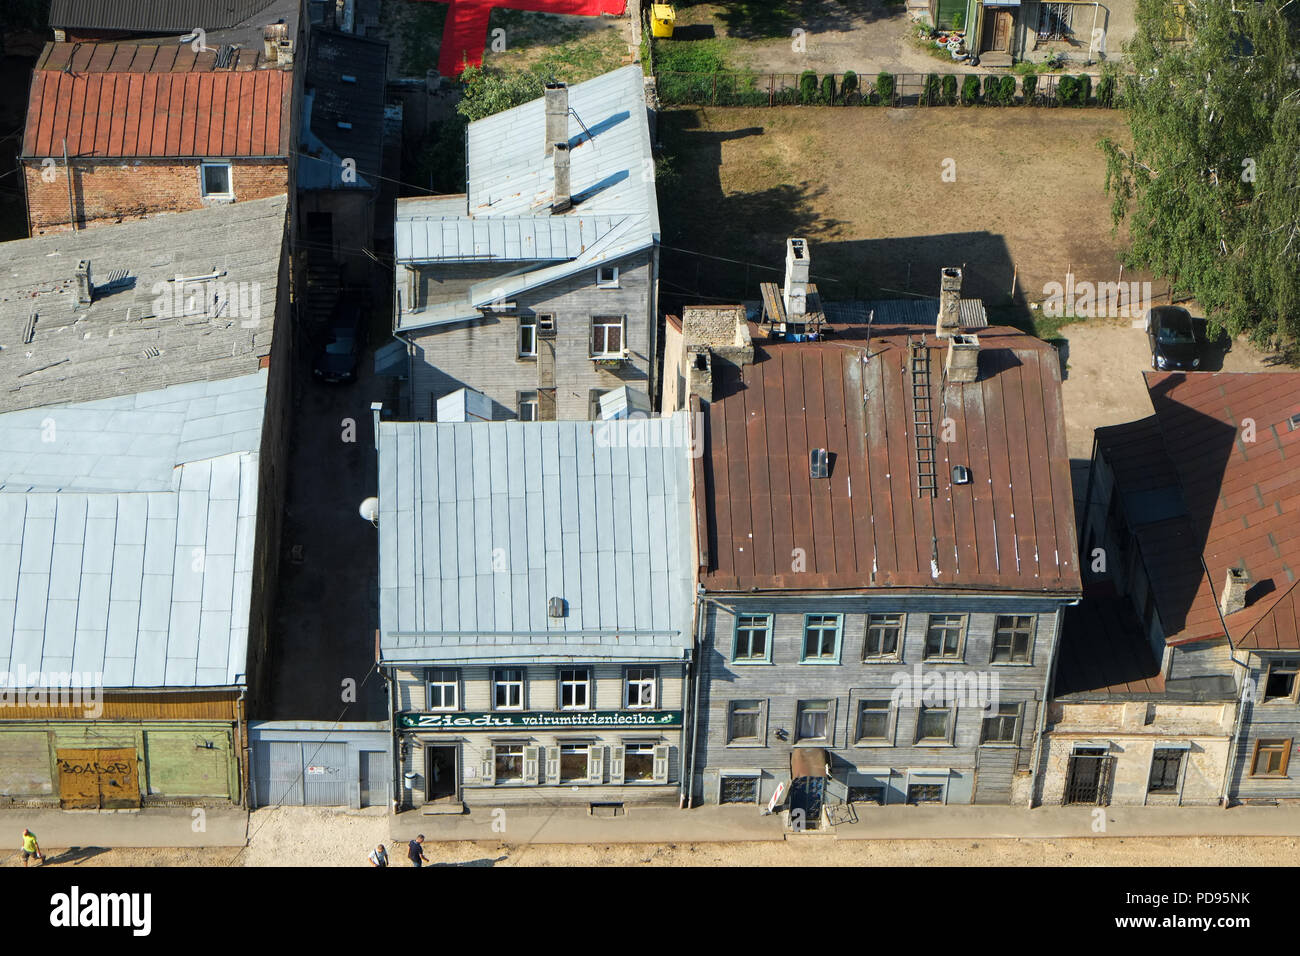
[{"left": 358, "top": 497, "right": 379, "bottom": 526}]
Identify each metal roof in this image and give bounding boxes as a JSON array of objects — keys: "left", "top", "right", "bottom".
[
  {"left": 49, "top": 0, "right": 279, "bottom": 31},
  {"left": 378, "top": 414, "right": 695, "bottom": 664},
  {"left": 0, "top": 194, "right": 287, "bottom": 414},
  {"left": 395, "top": 214, "right": 625, "bottom": 263},
  {"left": 299, "top": 30, "right": 388, "bottom": 191},
  {"left": 1054, "top": 586, "right": 1166, "bottom": 697},
  {"left": 23, "top": 43, "right": 291, "bottom": 159},
  {"left": 694, "top": 324, "right": 1081, "bottom": 595},
  {"left": 0, "top": 371, "right": 267, "bottom": 689},
  {"left": 821, "top": 297, "right": 989, "bottom": 329}
]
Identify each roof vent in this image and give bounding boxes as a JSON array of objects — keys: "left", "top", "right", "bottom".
[
  {"left": 1221, "top": 566, "right": 1250, "bottom": 617},
  {"left": 1288, "top": 413, "right": 1300, "bottom": 432},
  {"left": 952, "top": 465, "right": 971, "bottom": 485},
  {"left": 810, "top": 448, "right": 829, "bottom": 479},
  {"left": 74, "top": 260, "right": 93, "bottom": 307},
  {"left": 548, "top": 597, "right": 567, "bottom": 618}
]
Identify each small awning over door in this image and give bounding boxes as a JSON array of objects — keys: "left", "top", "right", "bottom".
[{"left": 791, "top": 747, "right": 829, "bottom": 778}]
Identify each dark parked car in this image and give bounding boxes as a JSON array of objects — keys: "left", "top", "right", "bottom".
[
  {"left": 1144, "top": 306, "right": 1207, "bottom": 371},
  {"left": 312, "top": 304, "right": 364, "bottom": 384}
]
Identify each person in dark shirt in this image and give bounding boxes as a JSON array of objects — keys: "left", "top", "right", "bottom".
[{"left": 407, "top": 834, "right": 429, "bottom": 867}]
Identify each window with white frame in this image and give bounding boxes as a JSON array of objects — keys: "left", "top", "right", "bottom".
[
  {"left": 924, "top": 614, "right": 965, "bottom": 660},
  {"left": 493, "top": 668, "right": 524, "bottom": 710},
  {"left": 863, "top": 614, "right": 903, "bottom": 660},
  {"left": 518, "top": 315, "right": 538, "bottom": 358},
  {"left": 517, "top": 391, "right": 539, "bottom": 421},
  {"left": 734, "top": 614, "right": 772, "bottom": 662},
  {"left": 425, "top": 668, "right": 459, "bottom": 711},
  {"left": 796, "top": 700, "right": 831, "bottom": 743},
  {"left": 992, "top": 615, "right": 1034, "bottom": 663},
  {"left": 559, "top": 743, "right": 589, "bottom": 782},
  {"left": 200, "top": 162, "right": 233, "bottom": 198},
  {"left": 625, "top": 667, "right": 657, "bottom": 709},
  {"left": 590, "top": 315, "right": 625, "bottom": 357},
  {"left": 624, "top": 741, "right": 656, "bottom": 781},
  {"left": 559, "top": 668, "right": 591, "bottom": 710},
  {"left": 596, "top": 266, "right": 620, "bottom": 288}
]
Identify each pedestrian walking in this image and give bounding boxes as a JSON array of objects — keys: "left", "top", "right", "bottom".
[
  {"left": 21, "top": 829, "right": 43, "bottom": 867},
  {"left": 368, "top": 843, "right": 389, "bottom": 867},
  {"left": 407, "top": 834, "right": 428, "bottom": 868}
]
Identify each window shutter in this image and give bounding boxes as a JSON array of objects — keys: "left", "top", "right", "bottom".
[
  {"left": 544, "top": 746, "right": 560, "bottom": 784},
  {"left": 480, "top": 747, "right": 495, "bottom": 785},
  {"left": 586, "top": 744, "right": 605, "bottom": 784},
  {"left": 523, "top": 746, "right": 540, "bottom": 784},
  {"left": 609, "top": 745, "right": 625, "bottom": 785},
  {"left": 652, "top": 744, "right": 669, "bottom": 784}
]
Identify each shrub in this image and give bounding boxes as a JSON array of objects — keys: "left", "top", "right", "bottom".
[
  {"left": 1055, "top": 73, "right": 1077, "bottom": 106},
  {"left": 798, "top": 70, "right": 818, "bottom": 104},
  {"left": 960, "top": 74, "right": 980, "bottom": 105},
  {"left": 982, "top": 74, "right": 1015, "bottom": 105},
  {"left": 876, "top": 71, "right": 895, "bottom": 105},
  {"left": 1096, "top": 69, "right": 1117, "bottom": 108},
  {"left": 941, "top": 74, "right": 958, "bottom": 105},
  {"left": 923, "top": 73, "right": 940, "bottom": 106},
  {"left": 820, "top": 73, "right": 837, "bottom": 104},
  {"left": 841, "top": 70, "right": 858, "bottom": 97},
  {"left": 1021, "top": 73, "right": 1038, "bottom": 103},
  {"left": 1075, "top": 73, "right": 1092, "bottom": 105}
]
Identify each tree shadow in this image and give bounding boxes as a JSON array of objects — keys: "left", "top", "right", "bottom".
[
  {"left": 699, "top": 0, "right": 901, "bottom": 39},
  {"left": 433, "top": 855, "right": 508, "bottom": 867},
  {"left": 42, "top": 846, "right": 109, "bottom": 866}
]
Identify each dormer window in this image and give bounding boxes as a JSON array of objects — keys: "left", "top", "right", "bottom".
[
  {"left": 596, "top": 266, "right": 619, "bottom": 289},
  {"left": 200, "top": 162, "right": 233, "bottom": 199}
]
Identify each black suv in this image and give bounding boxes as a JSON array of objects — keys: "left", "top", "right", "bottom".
[
  {"left": 312, "top": 303, "right": 365, "bottom": 384},
  {"left": 1144, "top": 306, "right": 1207, "bottom": 371}
]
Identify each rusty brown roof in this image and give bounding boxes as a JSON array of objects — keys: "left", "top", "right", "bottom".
[
  {"left": 694, "top": 324, "right": 1081, "bottom": 595},
  {"left": 22, "top": 42, "right": 289, "bottom": 159}
]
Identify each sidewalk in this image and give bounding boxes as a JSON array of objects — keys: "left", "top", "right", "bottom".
[
  {"left": 392, "top": 803, "right": 1300, "bottom": 845},
  {"left": 0, "top": 807, "right": 249, "bottom": 849}
]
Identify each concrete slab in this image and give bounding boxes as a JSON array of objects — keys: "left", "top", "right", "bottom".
[{"left": 0, "top": 806, "right": 249, "bottom": 849}]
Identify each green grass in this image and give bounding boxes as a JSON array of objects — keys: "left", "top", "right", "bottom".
[
  {"left": 653, "top": 36, "right": 734, "bottom": 73},
  {"left": 395, "top": 0, "right": 448, "bottom": 76}
]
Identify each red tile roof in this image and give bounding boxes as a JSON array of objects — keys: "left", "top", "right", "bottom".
[
  {"left": 693, "top": 324, "right": 1082, "bottom": 595},
  {"left": 22, "top": 42, "right": 289, "bottom": 159}
]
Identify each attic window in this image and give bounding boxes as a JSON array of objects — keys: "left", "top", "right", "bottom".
[
  {"left": 337, "top": 121, "right": 353, "bottom": 130},
  {"left": 341, "top": 74, "right": 357, "bottom": 83},
  {"left": 810, "top": 448, "right": 829, "bottom": 479},
  {"left": 596, "top": 266, "right": 619, "bottom": 289},
  {"left": 952, "top": 465, "right": 971, "bottom": 485},
  {"left": 1289, "top": 413, "right": 1300, "bottom": 432},
  {"left": 200, "top": 162, "right": 233, "bottom": 199}
]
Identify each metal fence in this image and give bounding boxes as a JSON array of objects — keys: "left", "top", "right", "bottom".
[{"left": 656, "top": 71, "right": 1116, "bottom": 108}]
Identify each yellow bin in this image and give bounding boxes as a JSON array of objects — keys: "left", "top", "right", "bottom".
[{"left": 650, "top": 4, "right": 675, "bottom": 38}]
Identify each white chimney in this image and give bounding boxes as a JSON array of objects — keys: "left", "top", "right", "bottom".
[
  {"left": 552, "top": 142, "right": 571, "bottom": 213},
  {"left": 545, "top": 82, "right": 568, "bottom": 156},
  {"left": 937, "top": 266, "right": 962, "bottom": 337},
  {"left": 75, "top": 260, "right": 93, "bottom": 307},
  {"left": 1221, "top": 566, "right": 1250, "bottom": 617},
  {"left": 784, "top": 238, "right": 810, "bottom": 317},
  {"left": 946, "top": 333, "right": 980, "bottom": 383}
]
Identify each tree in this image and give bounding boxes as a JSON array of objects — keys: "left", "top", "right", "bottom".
[
  {"left": 456, "top": 66, "right": 546, "bottom": 123},
  {"left": 1101, "top": 0, "right": 1300, "bottom": 349}
]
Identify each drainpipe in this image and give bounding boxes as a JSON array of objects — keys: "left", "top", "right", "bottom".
[
  {"left": 684, "top": 589, "right": 707, "bottom": 809},
  {"left": 1028, "top": 599, "right": 1075, "bottom": 807},
  {"left": 379, "top": 652, "right": 401, "bottom": 813},
  {"left": 1204, "top": 556, "right": 1252, "bottom": 808},
  {"left": 236, "top": 688, "right": 250, "bottom": 809},
  {"left": 1088, "top": 2, "right": 1100, "bottom": 64}
]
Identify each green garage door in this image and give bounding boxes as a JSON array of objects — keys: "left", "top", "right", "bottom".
[{"left": 144, "top": 730, "right": 234, "bottom": 799}]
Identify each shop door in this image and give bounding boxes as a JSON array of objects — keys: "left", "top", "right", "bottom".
[
  {"left": 788, "top": 777, "right": 825, "bottom": 824},
  {"left": 359, "top": 750, "right": 390, "bottom": 808},
  {"left": 1064, "top": 748, "right": 1115, "bottom": 805},
  {"left": 57, "top": 749, "right": 140, "bottom": 809},
  {"left": 426, "top": 746, "right": 458, "bottom": 801},
  {"left": 303, "top": 743, "right": 348, "bottom": 806}
]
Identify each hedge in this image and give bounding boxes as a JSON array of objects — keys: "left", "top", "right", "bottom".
[
  {"left": 1021, "top": 73, "right": 1038, "bottom": 103},
  {"left": 983, "top": 74, "right": 1015, "bottom": 106},
  {"left": 923, "top": 73, "right": 940, "bottom": 106},
  {"left": 798, "top": 70, "right": 818, "bottom": 104},
  {"left": 941, "top": 74, "right": 958, "bottom": 105},
  {"left": 875, "top": 71, "right": 895, "bottom": 105},
  {"left": 1096, "top": 71, "right": 1116, "bottom": 108},
  {"left": 960, "top": 74, "right": 980, "bottom": 105},
  {"left": 820, "top": 73, "right": 836, "bottom": 104}
]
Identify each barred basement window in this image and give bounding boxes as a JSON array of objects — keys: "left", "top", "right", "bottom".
[
  {"left": 907, "top": 783, "right": 944, "bottom": 804},
  {"left": 720, "top": 775, "right": 759, "bottom": 804},
  {"left": 1037, "top": 2, "right": 1074, "bottom": 40},
  {"left": 848, "top": 785, "right": 886, "bottom": 805}
]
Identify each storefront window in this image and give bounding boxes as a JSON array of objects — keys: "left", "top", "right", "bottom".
[
  {"left": 560, "top": 744, "right": 588, "bottom": 781},
  {"left": 625, "top": 742, "right": 655, "bottom": 781},
  {"left": 495, "top": 744, "right": 524, "bottom": 782}
]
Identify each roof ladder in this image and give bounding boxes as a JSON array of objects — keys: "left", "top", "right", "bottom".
[{"left": 910, "top": 338, "right": 938, "bottom": 498}]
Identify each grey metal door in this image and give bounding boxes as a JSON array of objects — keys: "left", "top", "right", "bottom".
[
  {"left": 302, "top": 743, "right": 348, "bottom": 806},
  {"left": 267, "top": 742, "right": 304, "bottom": 806},
  {"left": 359, "top": 750, "right": 389, "bottom": 807}
]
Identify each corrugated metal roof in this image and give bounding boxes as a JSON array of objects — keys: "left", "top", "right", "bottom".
[
  {"left": 695, "top": 324, "right": 1081, "bottom": 595},
  {"left": 395, "top": 214, "right": 625, "bottom": 263},
  {"left": 299, "top": 30, "right": 388, "bottom": 191},
  {"left": 49, "top": 0, "right": 278, "bottom": 31},
  {"left": 821, "top": 297, "right": 989, "bottom": 328},
  {"left": 23, "top": 43, "right": 291, "bottom": 159},
  {"left": 377, "top": 414, "right": 695, "bottom": 663},
  {"left": 0, "top": 371, "right": 266, "bottom": 688},
  {"left": 0, "top": 194, "right": 287, "bottom": 414}
]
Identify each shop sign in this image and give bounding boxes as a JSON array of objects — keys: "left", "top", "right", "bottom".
[{"left": 398, "top": 710, "right": 682, "bottom": 731}]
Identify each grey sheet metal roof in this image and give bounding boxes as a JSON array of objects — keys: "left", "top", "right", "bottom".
[
  {"left": 0, "top": 371, "right": 267, "bottom": 688},
  {"left": 378, "top": 413, "right": 695, "bottom": 664},
  {"left": 0, "top": 195, "right": 287, "bottom": 414},
  {"left": 394, "top": 67, "right": 658, "bottom": 334},
  {"left": 821, "top": 297, "right": 989, "bottom": 328},
  {"left": 49, "top": 0, "right": 278, "bottom": 31},
  {"left": 300, "top": 30, "right": 388, "bottom": 191}
]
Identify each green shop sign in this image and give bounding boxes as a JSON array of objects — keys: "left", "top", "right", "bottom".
[{"left": 398, "top": 710, "right": 683, "bottom": 731}]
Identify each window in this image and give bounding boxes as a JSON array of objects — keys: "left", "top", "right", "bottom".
[
  {"left": 734, "top": 614, "right": 772, "bottom": 662},
  {"left": 493, "top": 668, "right": 524, "bottom": 710},
  {"left": 624, "top": 741, "right": 655, "bottom": 781},
  {"left": 425, "top": 668, "right": 459, "bottom": 711},
  {"left": 590, "top": 315, "right": 625, "bottom": 357},
  {"left": 863, "top": 614, "right": 903, "bottom": 660},
  {"left": 537, "top": 313, "right": 555, "bottom": 334},
  {"left": 924, "top": 614, "right": 965, "bottom": 660},
  {"left": 907, "top": 783, "right": 944, "bottom": 804},
  {"left": 796, "top": 700, "right": 830, "bottom": 743},
  {"left": 1037, "top": 2, "right": 1073, "bottom": 40},
  {"left": 981, "top": 703, "right": 1020, "bottom": 744},
  {"left": 1251, "top": 739, "right": 1291, "bottom": 777},
  {"left": 992, "top": 615, "right": 1034, "bottom": 663},
  {"left": 1264, "top": 659, "right": 1299, "bottom": 702},
  {"left": 727, "top": 700, "right": 763, "bottom": 744},
  {"left": 625, "top": 667, "right": 657, "bottom": 709},
  {"left": 200, "top": 161, "right": 233, "bottom": 198},
  {"left": 915, "top": 707, "right": 953, "bottom": 744},
  {"left": 720, "top": 775, "right": 760, "bottom": 804},
  {"left": 855, "top": 699, "right": 893, "bottom": 744},
  {"left": 559, "top": 668, "right": 590, "bottom": 710},
  {"left": 801, "top": 614, "right": 842, "bottom": 663},
  {"left": 518, "top": 315, "right": 537, "bottom": 358},
  {"left": 1148, "top": 749, "right": 1184, "bottom": 794},
  {"left": 494, "top": 743, "right": 525, "bottom": 782},
  {"left": 559, "top": 743, "right": 588, "bottom": 782},
  {"left": 517, "top": 391, "right": 539, "bottom": 421},
  {"left": 596, "top": 266, "right": 619, "bottom": 288},
  {"left": 849, "top": 785, "right": 886, "bottom": 805}
]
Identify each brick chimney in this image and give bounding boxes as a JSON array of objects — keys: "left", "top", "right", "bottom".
[
  {"left": 74, "top": 260, "right": 93, "bottom": 307},
  {"left": 545, "top": 82, "right": 568, "bottom": 156},
  {"left": 937, "top": 266, "right": 962, "bottom": 337},
  {"left": 945, "top": 333, "right": 980, "bottom": 383},
  {"left": 1221, "top": 566, "right": 1250, "bottom": 617},
  {"left": 783, "top": 238, "right": 810, "bottom": 318},
  {"left": 263, "top": 22, "right": 287, "bottom": 63},
  {"left": 686, "top": 345, "right": 713, "bottom": 402},
  {"left": 552, "top": 142, "right": 571, "bottom": 213}
]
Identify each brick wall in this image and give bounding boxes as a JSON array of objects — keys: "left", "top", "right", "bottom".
[{"left": 22, "top": 158, "right": 289, "bottom": 236}]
